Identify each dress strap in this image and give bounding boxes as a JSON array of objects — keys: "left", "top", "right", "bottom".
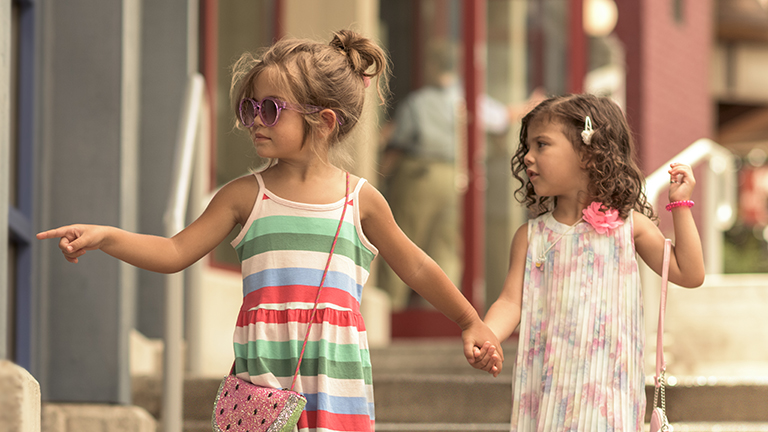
[
  {"left": 253, "top": 172, "right": 266, "bottom": 191},
  {"left": 352, "top": 177, "right": 367, "bottom": 197},
  {"left": 229, "top": 173, "right": 266, "bottom": 249}
]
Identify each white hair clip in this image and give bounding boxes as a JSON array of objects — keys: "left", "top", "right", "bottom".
[{"left": 581, "top": 116, "right": 593, "bottom": 145}]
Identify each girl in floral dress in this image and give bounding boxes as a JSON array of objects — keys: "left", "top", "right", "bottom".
[{"left": 473, "top": 94, "right": 705, "bottom": 431}]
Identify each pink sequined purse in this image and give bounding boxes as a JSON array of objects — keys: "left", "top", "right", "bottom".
[
  {"left": 213, "top": 173, "right": 350, "bottom": 432},
  {"left": 213, "top": 377, "right": 306, "bottom": 432},
  {"left": 650, "top": 239, "right": 673, "bottom": 432}
]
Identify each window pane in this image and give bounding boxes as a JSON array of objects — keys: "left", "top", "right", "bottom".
[
  {"left": 214, "top": 0, "right": 275, "bottom": 188},
  {"left": 379, "top": 0, "right": 466, "bottom": 310},
  {"left": 211, "top": 1, "right": 276, "bottom": 267},
  {"left": 724, "top": 160, "right": 768, "bottom": 273}
]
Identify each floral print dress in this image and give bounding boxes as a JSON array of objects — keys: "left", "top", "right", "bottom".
[{"left": 511, "top": 210, "right": 645, "bottom": 431}]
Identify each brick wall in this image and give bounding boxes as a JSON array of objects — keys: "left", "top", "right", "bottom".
[
  {"left": 617, "top": 0, "right": 714, "bottom": 172},
  {"left": 642, "top": 0, "right": 714, "bottom": 171},
  {"left": 616, "top": 0, "right": 713, "bottom": 234}
]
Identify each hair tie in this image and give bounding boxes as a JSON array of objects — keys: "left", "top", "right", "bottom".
[
  {"left": 666, "top": 200, "right": 694, "bottom": 211},
  {"left": 331, "top": 41, "right": 348, "bottom": 56},
  {"left": 362, "top": 76, "right": 371, "bottom": 88},
  {"left": 581, "top": 116, "right": 594, "bottom": 145}
]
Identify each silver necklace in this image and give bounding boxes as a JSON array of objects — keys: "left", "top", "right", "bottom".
[{"left": 534, "top": 217, "right": 583, "bottom": 269}]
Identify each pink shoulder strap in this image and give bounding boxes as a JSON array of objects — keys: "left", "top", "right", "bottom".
[
  {"left": 289, "top": 172, "right": 349, "bottom": 391},
  {"left": 230, "top": 172, "right": 350, "bottom": 391},
  {"left": 655, "top": 239, "right": 672, "bottom": 386}
]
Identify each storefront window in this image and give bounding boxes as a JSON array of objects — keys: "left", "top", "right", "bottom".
[
  {"left": 206, "top": 0, "right": 278, "bottom": 268},
  {"left": 379, "top": 0, "right": 466, "bottom": 311},
  {"left": 724, "top": 151, "right": 768, "bottom": 273},
  {"left": 380, "top": 0, "right": 539, "bottom": 314}
]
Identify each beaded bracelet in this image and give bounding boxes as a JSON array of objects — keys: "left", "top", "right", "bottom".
[{"left": 666, "top": 200, "right": 694, "bottom": 211}]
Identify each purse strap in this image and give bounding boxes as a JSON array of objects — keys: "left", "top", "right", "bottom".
[
  {"left": 655, "top": 238, "right": 672, "bottom": 386},
  {"left": 288, "top": 172, "right": 350, "bottom": 391},
  {"left": 229, "top": 172, "right": 350, "bottom": 390}
]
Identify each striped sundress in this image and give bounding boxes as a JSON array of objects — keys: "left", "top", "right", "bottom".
[
  {"left": 230, "top": 173, "right": 378, "bottom": 432},
  {"left": 511, "top": 211, "right": 645, "bottom": 431}
]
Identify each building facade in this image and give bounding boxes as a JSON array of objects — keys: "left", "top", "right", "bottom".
[{"left": 4, "top": 0, "right": 765, "bottom": 429}]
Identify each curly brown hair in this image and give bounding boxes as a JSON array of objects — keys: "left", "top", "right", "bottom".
[
  {"left": 229, "top": 29, "right": 390, "bottom": 148},
  {"left": 511, "top": 93, "right": 655, "bottom": 221}
]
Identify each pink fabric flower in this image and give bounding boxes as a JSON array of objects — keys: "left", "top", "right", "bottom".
[{"left": 582, "top": 202, "right": 623, "bottom": 234}]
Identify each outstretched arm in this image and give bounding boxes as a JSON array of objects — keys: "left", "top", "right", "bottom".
[
  {"left": 37, "top": 175, "right": 255, "bottom": 273},
  {"left": 359, "top": 183, "right": 504, "bottom": 376},
  {"left": 635, "top": 163, "right": 705, "bottom": 287}
]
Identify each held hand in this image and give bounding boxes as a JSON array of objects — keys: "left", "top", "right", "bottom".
[
  {"left": 471, "top": 341, "right": 502, "bottom": 376},
  {"left": 668, "top": 163, "right": 696, "bottom": 203},
  {"left": 36, "top": 224, "right": 108, "bottom": 263},
  {"left": 463, "top": 322, "right": 504, "bottom": 377}
]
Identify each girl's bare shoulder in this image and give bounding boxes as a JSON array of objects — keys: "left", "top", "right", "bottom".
[
  {"left": 514, "top": 223, "right": 529, "bottom": 242},
  {"left": 215, "top": 174, "right": 260, "bottom": 225},
  {"left": 631, "top": 210, "right": 657, "bottom": 240},
  {"left": 357, "top": 179, "right": 389, "bottom": 220}
]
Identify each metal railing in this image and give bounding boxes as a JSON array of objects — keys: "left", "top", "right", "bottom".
[
  {"left": 644, "top": 138, "right": 738, "bottom": 274},
  {"left": 642, "top": 139, "right": 738, "bottom": 377},
  {"left": 162, "top": 72, "right": 207, "bottom": 432}
]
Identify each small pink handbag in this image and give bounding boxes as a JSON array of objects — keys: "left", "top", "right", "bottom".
[
  {"left": 213, "top": 377, "right": 305, "bottom": 432},
  {"left": 213, "top": 173, "right": 350, "bottom": 432},
  {"left": 650, "top": 239, "right": 673, "bottom": 432}
]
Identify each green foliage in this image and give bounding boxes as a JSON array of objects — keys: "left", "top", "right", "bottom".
[{"left": 723, "top": 223, "right": 768, "bottom": 274}]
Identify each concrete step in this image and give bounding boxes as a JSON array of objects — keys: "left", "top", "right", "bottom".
[
  {"left": 370, "top": 340, "right": 516, "bottom": 425},
  {"left": 369, "top": 339, "right": 519, "bottom": 376},
  {"left": 183, "top": 420, "right": 768, "bottom": 432},
  {"left": 649, "top": 376, "right": 768, "bottom": 423},
  {"left": 371, "top": 339, "right": 517, "bottom": 377},
  {"left": 184, "top": 419, "right": 214, "bottom": 432},
  {"left": 375, "top": 423, "right": 510, "bottom": 431},
  {"left": 132, "top": 342, "right": 768, "bottom": 429},
  {"left": 133, "top": 373, "right": 768, "bottom": 426},
  {"left": 372, "top": 374, "right": 511, "bottom": 424},
  {"left": 658, "top": 424, "right": 768, "bottom": 432},
  {"left": 182, "top": 419, "right": 768, "bottom": 432},
  {"left": 373, "top": 374, "right": 768, "bottom": 424},
  {"left": 374, "top": 423, "right": 768, "bottom": 432},
  {"left": 132, "top": 374, "right": 221, "bottom": 422},
  {"left": 370, "top": 342, "right": 768, "bottom": 424}
]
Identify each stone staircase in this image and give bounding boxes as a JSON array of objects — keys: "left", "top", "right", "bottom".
[{"left": 132, "top": 340, "right": 768, "bottom": 432}]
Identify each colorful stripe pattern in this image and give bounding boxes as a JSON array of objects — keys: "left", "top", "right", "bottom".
[
  {"left": 512, "top": 211, "right": 645, "bottom": 431},
  {"left": 231, "top": 173, "right": 378, "bottom": 432}
]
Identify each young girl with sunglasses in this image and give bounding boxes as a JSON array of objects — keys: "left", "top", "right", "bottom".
[
  {"left": 37, "top": 30, "right": 502, "bottom": 432},
  {"left": 471, "top": 94, "right": 705, "bottom": 431}
]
